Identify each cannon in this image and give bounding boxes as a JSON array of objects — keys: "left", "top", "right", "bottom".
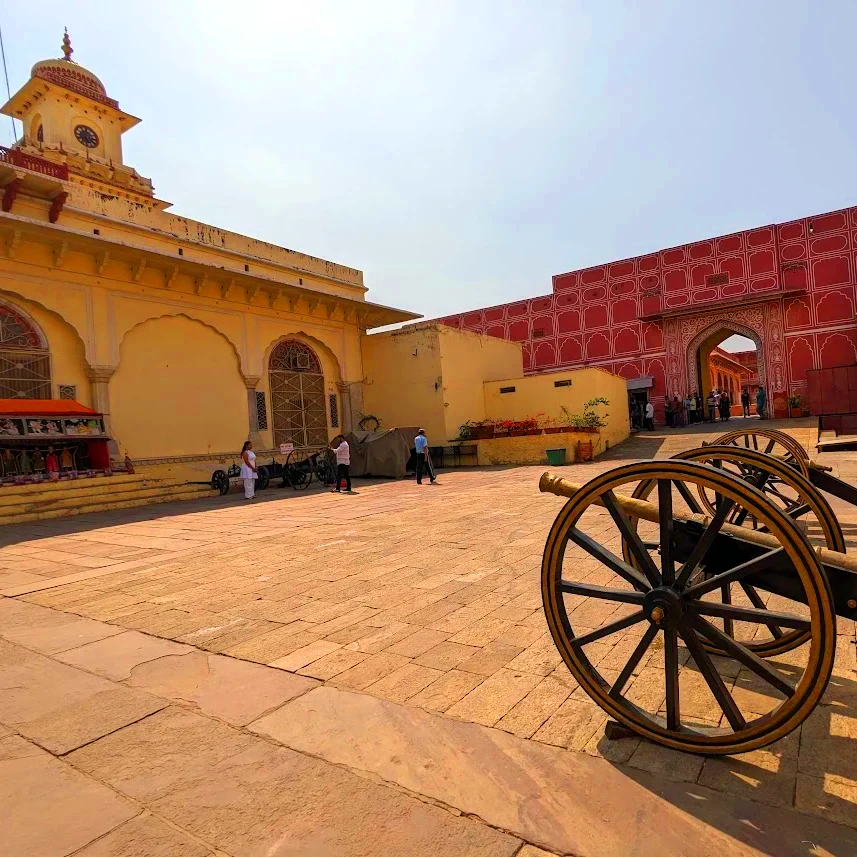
[
  {"left": 712, "top": 426, "right": 857, "bottom": 508},
  {"left": 208, "top": 447, "right": 335, "bottom": 495},
  {"left": 210, "top": 460, "right": 271, "bottom": 495},
  {"left": 539, "top": 459, "right": 857, "bottom": 755}
]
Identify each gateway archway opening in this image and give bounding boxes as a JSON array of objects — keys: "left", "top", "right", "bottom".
[{"left": 695, "top": 328, "right": 760, "bottom": 419}]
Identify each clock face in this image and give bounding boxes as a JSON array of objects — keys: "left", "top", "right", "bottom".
[{"left": 74, "top": 124, "right": 99, "bottom": 148}]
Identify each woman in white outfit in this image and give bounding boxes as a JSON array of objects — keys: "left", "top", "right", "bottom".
[{"left": 240, "top": 440, "right": 257, "bottom": 499}]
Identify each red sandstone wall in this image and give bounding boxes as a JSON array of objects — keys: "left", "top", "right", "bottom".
[{"left": 437, "top": 206, "right": 857, "bottom": 419}]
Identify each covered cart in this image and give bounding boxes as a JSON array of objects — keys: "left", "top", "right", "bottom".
[{"left": 343, "top": 428, "right": 417, "bottom": 478}]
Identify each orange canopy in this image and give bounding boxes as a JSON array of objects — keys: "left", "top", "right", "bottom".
[{"left": 0, "top": 399, "right": 100, "bottom": 417}]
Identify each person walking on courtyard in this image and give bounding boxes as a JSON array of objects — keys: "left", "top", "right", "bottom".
[
  {"left": 644, "top": 400, "right": 655, "bottom": 431},
  {"left": 719, "top": 391, "right": 731, "bottom": 421},
  {"left": 673, "top": 396, "right": 684, "bottom": 427},
  {"left": 706, "top": 391, "right": 716, "bottom": 423},
  {"left": 741, "top": 387, "right": 751, "bottom": 418},
  {"left": 684, "top": 394, "right": 693, "bottom": 425},
  {"left": 756, "top": 386, "right": 767, "bottom": 420},
  {"left": 695, "top": 393, "right": 703, "bottom": 424},
  {"left": 240, "top": 440, "right": 257, "bottom": 500},
  {"left": 665, "top": 397, "right": 673, "bottom": 428},
  {"left": 414, "top": 428, "right": 436, "bottom": 484},
  {"left": 330, "top": 434, "right": 351, "bottom": 493}
]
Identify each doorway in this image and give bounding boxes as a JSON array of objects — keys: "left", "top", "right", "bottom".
[{"left": 695, "top": 329, "right": 759, "bottom": 419}]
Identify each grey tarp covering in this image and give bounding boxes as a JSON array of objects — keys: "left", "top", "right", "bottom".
[{"left": 344, "top": 427, "right": 418, "bottom": 478}]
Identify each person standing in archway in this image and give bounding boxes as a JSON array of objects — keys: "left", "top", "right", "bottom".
[
  {"left": 756, "top": 386, "right": 767, "bottom": 420},
  {"left": 644, "top": 400, "right": 655, "bottom": 431},
  {"left": 741, "top": 387, "right": 751, "bottom": 418},
  {"left": 240, "top": 440, "right": 257, "bottom": 499}
]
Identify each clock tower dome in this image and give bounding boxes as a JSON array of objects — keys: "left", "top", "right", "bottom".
[{"left": 1, "top": 30, "right": 159, "bottom": 205}]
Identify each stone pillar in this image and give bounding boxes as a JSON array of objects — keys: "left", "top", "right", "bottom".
[
  {"left": 337, "top": 381, "right": 354, "bottom": 434},
  {"left": 86, "top": 365, "right": 118, "bottom": 456},
  {"left": 243, "top": 375, "right": 263, "bottom": 447}
]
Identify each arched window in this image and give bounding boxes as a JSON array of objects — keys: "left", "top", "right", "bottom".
[
  {"left": 0, "top": 302, "right": 50, "bottom": 399},
  {"left": 268, "top": 339, "right": 327, "bottom": 447}
]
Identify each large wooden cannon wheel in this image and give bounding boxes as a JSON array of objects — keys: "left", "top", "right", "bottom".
[
  {"left": 627, "top": 447, "right": 843, "bottom": 658},
  {"left": 712, "top": 427, "right": 810, "bottom": 477},
  {"left": 541, "top": 461, "right": 837, "bottom": 755}
]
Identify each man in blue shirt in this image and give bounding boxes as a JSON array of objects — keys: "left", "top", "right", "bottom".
[{"left": 414, "top": 429, "right": 436, "bottom": 484}]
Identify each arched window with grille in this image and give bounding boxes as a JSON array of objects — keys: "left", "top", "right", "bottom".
[
  {"left": 0, "top": 302, "right": 51, "bottom": 399},
  {"left": 268, "top": 339, "right": 328, "bottom": 447}
]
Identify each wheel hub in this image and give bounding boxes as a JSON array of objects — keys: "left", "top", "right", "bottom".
[{"left": 643, "top": 587, "right": 684, "bottom": 628}]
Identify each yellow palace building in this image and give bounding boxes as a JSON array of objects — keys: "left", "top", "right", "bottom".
[{"left": 0, "top": 32, "right": 418, "bottom": 480}]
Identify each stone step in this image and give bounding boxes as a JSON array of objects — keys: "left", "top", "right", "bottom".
[
  {"left": 0, "top": 475, "right": 191, "bottom": 508},
  {"left": 0, "top": 482, "right": 215, "bottom": 517},
  {"left": 0, "top": 486, "right": 218, "bottom": 525}
]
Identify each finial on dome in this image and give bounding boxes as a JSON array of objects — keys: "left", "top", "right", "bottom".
[{"left": 61, "top": 28, "right": 73, "bottom": 61}]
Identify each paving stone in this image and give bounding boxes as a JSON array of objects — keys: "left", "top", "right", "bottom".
[
  {"left": 697, "top": 731, "right": 799, "bottom": 808},
  {"left": 224, "top": 627, "right": 323, "bottom": 663},
  {"left": 269, "top": 640, "right": 342, "bottom": 672},
  {"left": 413, "top": 640, "right": 479, "bottom": 670},
  {"left": 56, "top": 631, "right": 192, "bottom": 680},
  {"left": 795, "top": 772, "right": 857, "bottom": 830},
  {"left": 126, "top": 651, "right": 317, "bottom": 726},
  {"left": 798, "top": 704, "right": 857, "bottom": 785},
  {"left": 70, "top": 706, "right": 519, "bottom": 856},
  {"left": 495, "top": 676, "right": 572, "bottom": 738},
  {"left": 344, "top": 621, "right": 416, "bottom": 653},
  {"left": 627, "top": 740, "right": 705, "bottom": 783},
  {"left": 1, "top": 735, "right": 137, "bottom": 857},
  {"left": 506, "top": 634, "right": 564, "bottom": 676},
  {"left": 329, "top": 652, "right": 412, "bottom": 690},
  {"left": 384, "top": 627, "right": 451, "bottom": 657},
  {"left": 74, "top": 813, "right": 215, "bottom": 856},
  {"left": 0, "top": 598, "right": 123, "bottom": 654},
  {"left": 448, "top": 616, "right": 514, "bottom": 646},
  {"left": 249, "top": 685, "right": 857, "bottom": 857},
  {"left": 532, "top": 698, "right": 606, "bottom": 750},
  {"left": 407, "top": 669, "right": 485, "bottom": 712},
  {"left": 0, "top": 639, "right": 165, "bottom": 754},
  {"left": 446, "top": 668, "right": 542, "bottom": 726},
  {"left": 297, "top": 648, "right": 369, "bottom": 680},
  {"left": 364, "top": 662, "right": 443, "bottom": 703},
  {"left": 458, "top": 640, "right": 526, "bottom": 676}
]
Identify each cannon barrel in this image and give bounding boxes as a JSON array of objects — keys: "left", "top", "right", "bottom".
[{"left": 539, "top": 470, "right": 857, "bottom": 575}]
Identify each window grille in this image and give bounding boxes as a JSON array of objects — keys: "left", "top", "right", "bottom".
[
  {"left": 59, "top": 384, "right": 77, "bottom": 400},
  {"left": 255, "top": 391, "right": 268, "bottom": 430},
  {"left": 500, "top": 386, "right": 516, "bottom": 393},
  {"left": 329, "top": 393, "right": 339, "bottom": 428},
  {"left": 554, "top": 379, "right": 572, "bottom": 388}
]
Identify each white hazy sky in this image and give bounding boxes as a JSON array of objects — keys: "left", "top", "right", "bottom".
[{"left": 2, "top": 2, "right": 855, "bottom": 333}]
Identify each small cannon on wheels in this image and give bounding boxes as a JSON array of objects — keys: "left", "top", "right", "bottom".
[
  {"left": 539, "top": 458, "right": 857, "bottom": 755},
  {"left": 210, "top": 460, "right": 271, "bottom": 495}
]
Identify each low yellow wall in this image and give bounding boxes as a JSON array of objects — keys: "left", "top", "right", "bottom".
[
  {"left": 483, "top": 367, "right": 629, "bottom": 451},
  {"left": 473, "top": 431, "right": 607, "bottom": 466}
]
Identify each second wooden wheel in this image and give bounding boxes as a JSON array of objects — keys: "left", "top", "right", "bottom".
[{"left": 712, "top": 428, "right": 810, "bottom": 478}]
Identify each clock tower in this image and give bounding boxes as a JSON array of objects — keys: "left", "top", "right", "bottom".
[{"left": 1, "top": 30, "right": 159, "bottom": 205}]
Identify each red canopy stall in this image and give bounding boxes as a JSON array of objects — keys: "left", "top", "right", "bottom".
[{"left": 0, "top": 399, "right": 112, "bottom": 481}]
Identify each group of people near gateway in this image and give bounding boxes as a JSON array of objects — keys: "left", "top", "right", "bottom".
[
  {"left": 640, "top": 386, "right": 768, "bottom": 430},
  {"left": 237, "top": 429, "right": 437, "bottom": 499}
]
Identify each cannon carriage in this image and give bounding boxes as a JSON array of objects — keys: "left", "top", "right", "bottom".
[
  {"left": 539, "top": 429, "right": 857, "bottom": 755},
  {"left": 209, "top": 446, "right": 336, "bottom": 495}
]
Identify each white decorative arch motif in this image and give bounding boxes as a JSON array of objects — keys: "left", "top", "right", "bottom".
[{"left": 684, "top": 315, "right": 766, "bottom": 397}]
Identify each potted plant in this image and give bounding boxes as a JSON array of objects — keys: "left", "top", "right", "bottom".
[
  {"left": 492, "top": 419, "right": 512, "bottom": 437},
  {"left": 508, "top": 417, "right": 542, "bottom": 437},
  {"left": 465, "top": 420, "right": 495, "bottom": 440},
  {"left": 560, "top": 397, "right": 610, "bottom": 433},
  {"left": 542, "top": 415, "right": 568, "bottom": 434},
  {"left": 788, "top": 394, "right": 802, "bottom": 419}
]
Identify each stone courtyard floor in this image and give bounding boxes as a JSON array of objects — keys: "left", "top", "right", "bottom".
[{"left": 2, "top": 417, "right": 857, "bottom": 856}]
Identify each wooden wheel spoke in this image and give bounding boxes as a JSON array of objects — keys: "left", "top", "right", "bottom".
[
  {"left": 788, "top": 503, "right": 811, "bottom": 521},
  {"left": 602, "top": 491, "right": 661, "bottom": 587},
  {"left": 658, "top": 480, "right": 675, "bottom": 585},
  {"left": 609, "top": 624, "right": 658, "bottom": 699},
  {"left": 683, "top": 547, "right": 786, "bottom": 599},
  {"left": 664, "top": 627, "right": 680, "bottom": 731},
  {"left": 692, "top": 617, "right": 796, "bottom": 698},
  {"left": 692, "top": 599, "right": 810, "bottom": 630},
  {"left": 559, "top": 581, "right": 646, "bottom": 604},
  {"left": 721, "top": 583, "right": 734, "bottom": 637},
  {"left": 680, "top": 626, "right": 746, "bottom": 731},
  {"left": 675, "top": 496, "right": 735, "bottom": 588},
  {"left": 674, "top": 479, "right": 703, "bottom": 514},
  {"left": 740, "top": 583, "right": 785, "bottom": 638},
  {"left": 570, "top": 610, "right": 647, "bottom": 647},
  {"left": 567, "top": 528, "right": 650, "bottom": 592},
  {"left": 764, "top": 438, "right": 776, "bottom": 454}
]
